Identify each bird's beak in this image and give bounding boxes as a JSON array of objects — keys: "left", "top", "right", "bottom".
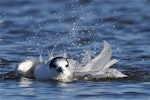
[{"left": 57, "top": 68, "right": 63, "bottom": 73}]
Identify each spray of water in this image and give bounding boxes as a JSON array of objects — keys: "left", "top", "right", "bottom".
[
  {"left": 42, "top": 40, "right": 127, "bottom": 80},
  {"left": 66, "top": 40, "right": 127, "bottom": 80}
]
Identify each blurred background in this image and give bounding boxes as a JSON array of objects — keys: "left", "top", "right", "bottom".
[{"left": 0, "top": 0, "right": 150, "bottom": 100}]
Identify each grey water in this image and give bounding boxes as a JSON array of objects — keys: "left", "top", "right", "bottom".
[{"left": 0, "top": 0, "right": 150, "bottom": 100}]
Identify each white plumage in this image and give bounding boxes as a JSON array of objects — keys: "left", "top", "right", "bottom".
[
  {"left": 16, "top": 41, "right": 127, "bottom": 81},
  {"left": 17, "top": 57, "right": 72, "bottom": 81}
]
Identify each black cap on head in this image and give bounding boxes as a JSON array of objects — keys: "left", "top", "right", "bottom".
[{"left": 49, "top": 57, "right": 69, "bottom": 68}]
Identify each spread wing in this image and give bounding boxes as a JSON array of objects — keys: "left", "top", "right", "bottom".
[
  {"left": 84, "top": 40, "right": 118, "bottom": 72},
  {"left": 72, "top": 41, "right": 127, "bottom": 78}
]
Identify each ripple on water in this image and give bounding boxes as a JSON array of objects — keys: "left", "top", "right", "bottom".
[{"left": 0, "top": 0, "right": 150, "bottom": 100}]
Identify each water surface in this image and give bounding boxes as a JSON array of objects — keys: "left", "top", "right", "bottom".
[{"left": 0, "top": 0, "right": 150, "bottom": 100}]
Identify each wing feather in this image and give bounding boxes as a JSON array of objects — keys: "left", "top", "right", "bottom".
[{"left": 84, "top": 41, "right": 113, "bottom": 72}]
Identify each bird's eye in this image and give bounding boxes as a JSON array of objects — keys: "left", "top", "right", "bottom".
[
  {"left": 50, "top": 63, "right": 57, "bottom": 68},
  {"left": 66, "top": 64, "right": 69, "bottom": 67}
]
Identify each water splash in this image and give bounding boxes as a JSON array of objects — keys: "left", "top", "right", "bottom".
[
  {"left": 0, "top": 41, "right": 127, "bottom": 81},
  {"left": 0, "top": 14, "right": 5, "bottom": 23},
  {"left": 68, "top": 41, "right": 127, "bottom": 80}
]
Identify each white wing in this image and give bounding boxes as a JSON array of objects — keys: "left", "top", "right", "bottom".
[
  {"left": 83, "top": 40, "right": 114, "bottom": 72},
  {"left": 69, "top": 41, "right": 127, "bottom": 78}
]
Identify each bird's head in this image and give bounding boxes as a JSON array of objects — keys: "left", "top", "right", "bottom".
[{"left": 49, "top": 57, "right": 71, "bottom": 80}]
